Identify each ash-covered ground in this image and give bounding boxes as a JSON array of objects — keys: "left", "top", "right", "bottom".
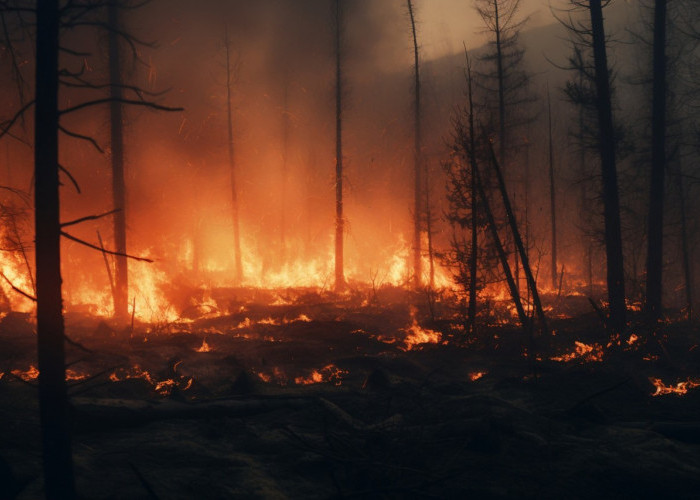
[{"left": 2, "top": 286, "right": 700, "bottom": 499}]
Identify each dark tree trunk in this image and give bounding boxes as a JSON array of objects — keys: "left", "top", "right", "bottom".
[
  {"left": 645, "top": 0, "right": 667, "bottom": 320},
  {"left": 487, "top": 142, "right": 549, "bottom": 334},
  {"left": 676, "top": 164, "right": 693, "bottom": 321},
  {"left": 589, "top": 0, "right": 626, "bottom": 333},
  {"left": 224, "top": 25, "right": 243, "bottom": 282},
  {"left": 407, "top": 0, "right": 422, "bottom": 289},
  {"left": 548, "top": 88, "right": 557, "bottom": 290},
  {"left": 35, "top": 0, "right": 75, "bottom": 497},
  {"left": 109, "top": 0, "right": 128, "bottom": 320},
  {"left": 334, "top": 0, "right": 345, "bottom": 291},
  {"left": 465, "top": 49, "right": 478, "bottom": 334}
]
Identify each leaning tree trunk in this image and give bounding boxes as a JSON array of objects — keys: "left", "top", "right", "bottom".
[
  {"left": 224, "top": 25, "right": 243, "bottom": 282},
  {"left": 35, "top": 0, "right": 76, "bottom": 497},
  {"left": 334, "top": 0, "right": 345, "bottom": 291},
  {"left": 645, "top": 0, "right": 667, "bottom": 321},
  {"left": 589, "top": 0, "right": 626, "bottom": 333},
  {"left": 407, "top": 0, "right": 422, "bottom": 289},
  {"left": 109, "top": 0, "right": 128, "bottom": 320}
]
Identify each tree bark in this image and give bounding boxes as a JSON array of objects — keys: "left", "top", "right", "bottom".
[
  {"left": 589, "top": 0, "right": 626, "bottom": 333},
  {"left": 645, "top": 0, "right": 667, "bottom": 320},
  {"left": 109, "top": 0, "right": 128, "bottom": 320},
  {"left": 35, "top": 0, "right": 76, "bottom": 497},
  {"left": 334, "top": 0, "right": 345, "bottom": 291}
]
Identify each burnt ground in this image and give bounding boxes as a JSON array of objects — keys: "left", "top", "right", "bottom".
[{"left": 1, "top": 286, "right": 700, "bottom": 499}]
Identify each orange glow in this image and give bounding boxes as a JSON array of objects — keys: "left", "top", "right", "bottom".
[
  {"left": 195, "top": 339, "right": 212, "bottom": 352},
  {"left": 401, "top": 307, "right": 442, "bottom": 350},
  {"left": 650, "top": 377, "right": 700, "bottom": 396},
  {"left": 11, "top": 365, "right": 39, "bottom": 381},
  {"left": 550, "top": 341, "right": 604, "bottom": 363},
  {"left": 294, "top": 364, "right": 348, "bottom": 386},
  {"left": 469, "top": 371, "right": 486, "bottom": 381},
  {"left": 109, "top": 365, "right": 193, "bottom": 395}
]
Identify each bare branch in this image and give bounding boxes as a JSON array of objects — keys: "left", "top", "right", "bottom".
[
  {"left": 61, "top": 231, "right": 154, "bottom": 263},
  {"left": 61, "top": 209, "right": 120, "bottom": 228}
]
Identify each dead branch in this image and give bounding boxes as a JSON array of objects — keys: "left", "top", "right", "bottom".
[
  {"left": 61, "top": 209, "right": 120, "bottom": 228},
  {"left": 61, "top": 231, "right": 153, "bottom": 262}
]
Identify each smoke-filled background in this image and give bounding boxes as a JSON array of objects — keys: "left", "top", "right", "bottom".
[{"left": 1, "top": 0, "right": 692, "bottom": 317}]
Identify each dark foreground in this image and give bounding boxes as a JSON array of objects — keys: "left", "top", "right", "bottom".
[{"left": 1, "top": 287, "right": 700, "bottom": 499}]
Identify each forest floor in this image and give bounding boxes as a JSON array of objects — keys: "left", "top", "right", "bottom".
[{"left": 1, "top": 285, "right": 700, "bottom": 499}]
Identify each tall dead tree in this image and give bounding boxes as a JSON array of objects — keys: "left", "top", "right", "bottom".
[
  {"left": 109, "top": 0, "right": 128, "bottom": 320},
  {"left": 224, "top": 24, "right": 243, "bottom": 282},
  {"left": 407, "top": 0, "right": 422, "bottom": 288},
  {"left": 334, "top": 0, "right": 345, "bottom": 291},
  {"left": 644, "top": 0, "right": 667, "bottom": 320},
  {"left": 589, "top": 0, "right": 626, "bottom": 332},
  {"left": 35, "top": 0, "right": 75, "bottom": 496},
  {"left": 547, "top": 86, "right": 558, "bottom": 290},
  {"left": 474, "top": 0, "right": 531, "bottom": 293}
]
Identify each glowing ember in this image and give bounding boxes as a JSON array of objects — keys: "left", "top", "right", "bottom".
[
  {"left": 650, "top": 377, "right": 700, "bottom": 396},
  {"left": 109, "top": 365, "right": 192, "bottom": 395},
  {"left": 294, "top": 364, "right": 348, "bottom": 386},
  {"left": 627, "top": 334, "right": 639, "bottom": 346},
  {"left": 550, "top": 341, "right": 604, "bottom": 363},
  {"left": 469, "top": 371, "right": 486, "bottom": 381},
  {"left": 195, "top": 339, "right": 212, "bottom": 352},
  {"left": 11, "top": 365, "right": 39, "bottom": 381},
  {"left": 66, "top": 369, "right": 89, "bottom": 381}
]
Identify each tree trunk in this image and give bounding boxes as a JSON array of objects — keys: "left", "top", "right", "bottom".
[
  {"left": 407, "top": 0, "right": 422, "bottom": 289},
  {"left": 465, "top": 49, "right": 478, "bottom": 334},
  {"left": 548, "top": 87, "right": 557, "bottom": 290},
  {"left": 224, "top": 25, "right": 243, "bottom": 283},
  {"left": 334, "top": 0, "right": 345, "bottom": 291},
  {"left": 676, "top": 164, "right": 693, "bottom": 321},
  {"left": 589, "top": 0, "right": 626, "bottom": 333},
  {"left": 487, "top": 141, "right": 549, "bottom": 334},
  {"left": 109, "top": 0, "right": 128, "bottom": 320},
  {"left": 645, "top": 0, "right": 667, "bottom": 320},
  {"left": 35, "top": 0, "right": 75, "bottom": 497}
]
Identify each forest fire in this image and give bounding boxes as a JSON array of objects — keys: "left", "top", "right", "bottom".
[{"left": 0, "top": 0, "right": 699, "bottom": 498}]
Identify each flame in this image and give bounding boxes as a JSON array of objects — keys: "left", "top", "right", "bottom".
[
  {"left": 650, "top": 377, "right": 700, "bottom": 396},
  {"left": 469, "top": 371, "right": 486, "bottom": 381},
  {"left": 402, "top": 309, "right": 442, "bottom": 350},
  {"left": 550, "top": 341, "right": 604, "bottom": 363},
  {"left": 195, "top": 339, "right": 212, "bottom": 352},
  {"left": 109, "top": 365, "right": 192, "bottom": 395},
  {"left": 11, "top": 365, "right": 39, "bottom": 381},
  {"left": 294, "top": 364, "right": 348, "bottom": 386},
  {"left": 627, "top": 334, "right": 639, "bottom": 346}
]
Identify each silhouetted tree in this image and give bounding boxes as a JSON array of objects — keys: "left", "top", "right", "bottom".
[
  {"left": 407, "top": 0, "right": 423, "bottom": 289},
  {"left": 560, "top": 0, "right": 626, "bottom": 333},
  {"left": 334, "top": 0, "right": 345, "bottom": 291}
]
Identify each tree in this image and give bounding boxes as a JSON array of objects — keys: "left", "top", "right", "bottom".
[
  {"left": 334, "top": 0, "right": 345, "bottom": 291},
  {"left": 407, "top": 0, "right": 422, "bottom": 289},
  {"left": 34, "top": 1, "right": 76, "bottom": 496},
  {"left": 474, "top": 0, "right": 532, "bottom": 292},
  {"left": 644, "top": 0, "right": 667, "bottom": 320},
  {"left": 560, "top": 0, "right": 626, "bottom": 333},
  {"left": 224, "top": 24, "right": 243, "bottom": 283},
  {"left": 547, "top": 86, "right": 558, "bottom": 290},
  {"left": 109, "top": 0, "right": 128, "bottom": 320}
]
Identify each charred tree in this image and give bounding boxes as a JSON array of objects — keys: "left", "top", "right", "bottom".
[
  {"left": 108, "top": 0, "right": 128, "bottom": 320},
  {"left": 334, "top": 0, "right": 345, "bottom": 291},
  {"left": 547, "top": 87, "right": 558, "bottom": 290},
  {"left": 466, "top": 49, "right": 478, "bottom": 334},
  {"left": 407, "top": 0, "right": 422, "bottom": 288},
  {"left": 589, "top": 0, "right": 626, "bottom": 333},
  {"left": 644, "top": 0, "right": 667, "bottom": 321},
  {"left": 35, "top": 0, "right": 75, "bottom": 496},
  {"left": 224, "top": 24, "right": 243, "bottom": 282}
]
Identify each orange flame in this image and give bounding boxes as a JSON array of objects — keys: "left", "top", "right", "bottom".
[
  {"left": 650, "top": 377, "right": 700, "bottom": 396},
  {"left": 550, "top": 341, "right": 604, "bottom": 363}
]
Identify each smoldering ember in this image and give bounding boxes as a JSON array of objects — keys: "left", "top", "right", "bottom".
[{"left": 0, "top": 0, "right": 699, "bottom": 498}]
